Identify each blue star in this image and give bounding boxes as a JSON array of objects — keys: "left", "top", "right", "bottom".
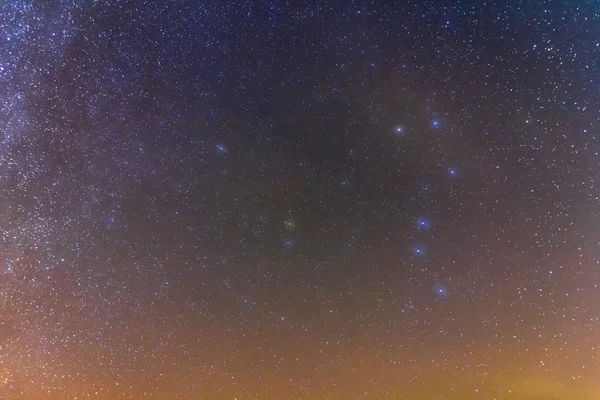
[
  {"left": 433, "top": 283, "right": 450, "bottom": 299},
  {"left": 446, "top": 167, "right": 459, "bottom": 178},
  {"left": 411, "top": 244, "right": 426, "bottom": 257},
  {"left": 416, "top": 216, "right": 431, "bottom": 230},
  {"left": 393, "top": 125, "right": 405, "bottom": 136},
  {"left": 345, "top": 239, "right": 355, "bottom": 249},
  {"left": 216, "top": 144, "right": 228, "bottom": 154},
  {"left": 431, "top": 119, "right": 440, "bottom": 128},
  {"left": 282, "top": 236, "right": 295, "bottom": 250}
]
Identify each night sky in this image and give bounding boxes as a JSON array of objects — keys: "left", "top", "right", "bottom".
[{"left": 1, "top": 1, "right": 599, "bottom": 399}]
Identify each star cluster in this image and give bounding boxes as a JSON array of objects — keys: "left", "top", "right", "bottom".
[{"left": 1, "top": 1, "right": 599, "bottom": 399}]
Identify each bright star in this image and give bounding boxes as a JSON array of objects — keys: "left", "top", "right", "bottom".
[
  {"left": 446, "top": 167, "right": 459, "bottom": 178},
  {"left": 411, "top": 244, "right": 426, "bottom": 257},
  {"left": 283, "top": 217, "right": 297, "bottom": 231},
  {"left": 393, "top": 125, "right": 405, "bottom": 135},
  {"left": 431, "top": 119, "right": 440, "bottom": 128},
  {"left": 216, "top": 144, "right": 228, "bottom": 154},
  {"left": 416, "top": 217, "right": 431, "bottom": 230},
  {"left": 433, "top": 283, "right": 449, "bottom": 299}
]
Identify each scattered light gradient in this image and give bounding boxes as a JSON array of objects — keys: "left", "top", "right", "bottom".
[{"left": 0, "top": 2, "right": 599, "bottom": 400}]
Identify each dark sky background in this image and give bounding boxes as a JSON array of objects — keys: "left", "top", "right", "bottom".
[{"left": 0, "top": 1, "right": 599, "bottom": 399}]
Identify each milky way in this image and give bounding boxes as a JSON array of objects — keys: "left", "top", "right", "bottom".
[{"left": 1, "top": 2, "right": 599, "bottom": 399}]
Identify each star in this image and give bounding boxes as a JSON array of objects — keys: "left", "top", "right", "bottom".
[
  {"left": 282, "top": 236, "right": 296, "bottom": 250},
  {"left": 421, "top": 183, "right": 432, "bottom": 194},
  {"left": 411, "top": 244, "right": 427, "bottom": 257},
  {"left": 393, "top": 125, "right": 405, "bottom": 136},
  {"left": 431, "top": 119, "right": 440, "bottom": 128},
  {"left": 416, "top": 216, "right": 431, "bottom": 230},
  {"left": 433, "top": 283, "right": 449, "bottom": 299},
  {"left": 283, "top": 217, "right": 297, "bottom": 231},
  {"left": 446, "top": 167, "right": 459, "bottom": 178}
]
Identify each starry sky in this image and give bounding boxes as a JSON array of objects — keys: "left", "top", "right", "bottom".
[{"left": 0, "top": 1, "right": 599, "bottom": 399}]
